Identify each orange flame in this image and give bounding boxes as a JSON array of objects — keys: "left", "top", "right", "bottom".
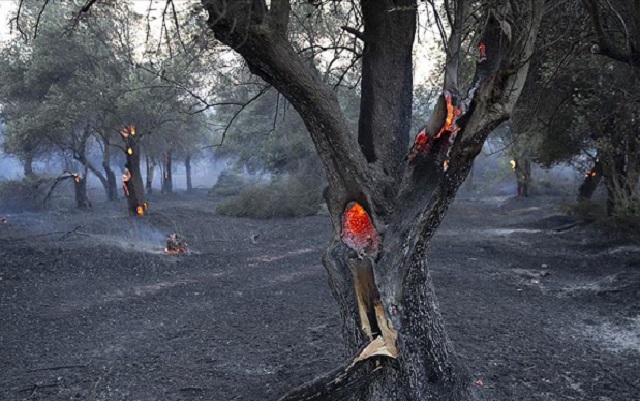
[
  {"left": 341, "top": 202, "right": 379, "bottom": 256},
  {"left": 72, "top": 173, "right": 81, "bottom": 183},
  {"left": 586, "top": 171, "right": 597, "bottom": 178},
  {"left": 434, "top": 92, "right": 459, "bottom": 140},
  {"left": 136, "top": 205, "right": 144, "bottom": 217},
  {"left": 127, "top": 147, "right": 133, "bottom": 155}
]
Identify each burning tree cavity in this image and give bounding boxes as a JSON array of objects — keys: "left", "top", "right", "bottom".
[{"left": 119, "top": 124, "right": 147, "bottom": 217}]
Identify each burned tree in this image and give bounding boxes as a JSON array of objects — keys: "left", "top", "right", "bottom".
[
  {"left": 119, "top": 125, "right": 147, "bottom": 217},
  {"left": 200, "top": 0, "right": 545, "bottom": 399}
]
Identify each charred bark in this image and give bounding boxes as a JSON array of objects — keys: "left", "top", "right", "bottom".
[
  {"left": 120, "top": 126, "right": 146, "bottom": 217},
  {"left": 203, "top": 0, "right": 544, "bottom": 399}
]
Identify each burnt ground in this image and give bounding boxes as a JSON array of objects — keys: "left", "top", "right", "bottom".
[{"left": 1, "top": 193, "right": 639, "bottom": 401}]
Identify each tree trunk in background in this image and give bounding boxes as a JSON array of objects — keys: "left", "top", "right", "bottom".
[
  {"left": 73, "top": 171, "right": 91, "bottom": 209},
  {"left": 146, "top": 155, "right": 156, "bottom": 194},
  {"left": 102, "top": 138, "right": 118, "bottom": 201},
  {"left": 162, "top": 150, "right": 173, "bottom": 193},
  {"left": 578, "top": 159, "right": 603, "bottom": 201},
  {"left": 22, "top": 153, "right": 34, "bottom": 177},
  {"left": 601, "top": 133, "right": 640, "bottom": 216},
  {"left": 514, "top": 158, "right": 531, "bottom": 197},
  {"left": 204, "top": 1, "right": 544, "bottom": 399},
  {"left": 185, "top": 155, "right": 193, "bottom": 192}
]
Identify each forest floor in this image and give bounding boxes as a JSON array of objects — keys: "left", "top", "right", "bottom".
[{"left": 1, "top": 192, "right": 639, "bottom": 401}]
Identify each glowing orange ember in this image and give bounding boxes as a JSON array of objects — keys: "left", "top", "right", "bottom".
[
  {"left": 478, "top": 42, "right": 486, "bottom": 59},
  {"left": 127, "top": 147, "right": 133, "bottom": 155},
  {"left": 136, "top": 205, "right": 144, "bottom": 216},
  {"left": 586, "top": 171, "right": 597, "bottom": 178},
  {"left": 510, "top": 160, "right": 517, "bottom": 171},
  {"left": 341, "top": 202, "right": 379, "bottom": 256},
  {"left": 72, "top": 173, "right": 81, "bottom": 183},
  {"left": 165, "top": 233, "right": 188, "bottom": 254}
]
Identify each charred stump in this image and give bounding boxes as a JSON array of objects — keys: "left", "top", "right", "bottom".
[
  {"left": 578, "top": 160, "right": 603, "bottom": 201},
  {"left": 120, "top": 125, "right": 147, "bottom": 217}
]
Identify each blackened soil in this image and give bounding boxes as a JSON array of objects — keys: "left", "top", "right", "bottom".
[{"left": 1, "top": 195, "right": 639, "bottom": 401}]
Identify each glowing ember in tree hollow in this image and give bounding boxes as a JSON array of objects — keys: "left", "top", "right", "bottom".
[
  {"left": 510, "top": 160, "right": 517, "bottom": 171},
  {"left": 586, "top": 171, "right": 597, "bottom": 178},
  {"left": 341, "top": 202, "right": 379, "bottom": 257}
]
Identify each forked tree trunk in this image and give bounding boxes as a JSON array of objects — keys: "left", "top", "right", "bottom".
[
  {"left": 163, "top": 150, "right": 173, "bottom": 193},
  {"left": 185, "top": 155, "right": 193, "bottom": 192},
  {"left": 204, "top": 1, "right": 543, "bottom": 399}
]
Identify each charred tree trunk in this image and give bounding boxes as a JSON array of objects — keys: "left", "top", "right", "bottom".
[
  {"left": 120, "top": 126, "right": 146, "bottom": 217},
  {"left": 578, "top": 159, "right": 603, "bottom": 201},
  {"left": 146, "top": 155, "right": 156, "bottom": 194},
  {"left": 601, "top": 132, "right": 640, "bottom": 216},
  {"left": 204, "top": 0, "right": 544, "bottom": 399},
  {"left": 162, "top": 151, "right": 173, "bottom": 194},
  {"left": 73, "top": 172, "right": 91, "bottom": 209},
  {"left": 513, "top": 158, "right": 532, "bottom": 197},
  {"left": 185, "top": 155, "right": 193, "bottom": 192}
]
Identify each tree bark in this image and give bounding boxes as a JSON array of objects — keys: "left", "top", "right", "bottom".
[
  {"left": 203, "top": 1, "right": 544, "bottom": 399},
  {"left": 185, "top": 155, "right": 193, "bottom": 192}
]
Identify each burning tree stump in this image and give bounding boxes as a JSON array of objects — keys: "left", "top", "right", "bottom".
[
  {"left": 579, "top": 160, "right": 603, "bottom": 201},
  {"left": 165, "top": 233, "right": 188, "bottom": 254},
  {"left": 119, "top": 125, "right": 147, "bottom": 217}
]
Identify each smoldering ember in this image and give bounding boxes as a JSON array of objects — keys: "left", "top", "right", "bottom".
[{"left": 1, "top": 1, "right": 640, "bottom": 401}]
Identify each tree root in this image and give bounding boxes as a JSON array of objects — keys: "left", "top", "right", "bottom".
[{"left": 277, "top": 337, "right": 394, "bottom": 401}]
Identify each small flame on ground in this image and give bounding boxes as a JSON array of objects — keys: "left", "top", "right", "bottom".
[
  {"left": 165, "top": 233, "right": 188, "bottom": 254},
  {"left": 510, "top": 160, "right": 517, "bottom": 171}
]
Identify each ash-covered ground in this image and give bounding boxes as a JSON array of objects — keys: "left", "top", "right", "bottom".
[{"left": 1, "top": 193, "right": 639, "bottom": 401}]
